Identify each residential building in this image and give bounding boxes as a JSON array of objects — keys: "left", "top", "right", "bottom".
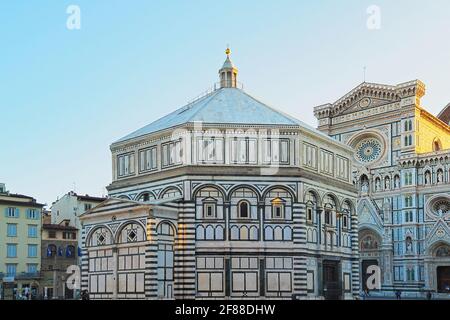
[
  {"left": 51, "top": 191, "right": 105, "bottom": 258},
  {"left": 0, "top": 184, "right": 44, "bottom": 300},
  {"left": 41, "top": 222, "right": 78, "bottom": 299}
]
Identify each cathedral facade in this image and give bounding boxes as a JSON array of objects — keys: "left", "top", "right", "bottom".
[
  {"left": 314, "top": 81, "right": 450, "bottom": 298},
  {"left": 79, "top": 51, "right": 360, "bottom": 300}
]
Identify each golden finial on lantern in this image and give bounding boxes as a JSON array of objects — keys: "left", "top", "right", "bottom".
[{"left": 225, "top": 47, "right": 231, "bottom": 56}]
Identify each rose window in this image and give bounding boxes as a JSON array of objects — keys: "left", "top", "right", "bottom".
[
  {"left": 355, "top": 138, "right": 382, "bottom": 164},
  {"left": 432, "top": 199, "right": 450, "bottom": 216}
]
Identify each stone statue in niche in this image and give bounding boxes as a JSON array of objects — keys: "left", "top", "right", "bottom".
[
  {"left": 425, "top": 171, "right": 431, "bottom": 185},
  {"left": 394, "top": 176, "right": 400, "bottom": 189},
  {"left": 361, "top": 182, "right": 369, "bottom": 193},
  {"left": 406, "top": 237, "right": 413, "bottom": 253},
  {"left": 437, "top": 170, "right": 443, "bottom": 183},
  {"left": 375, "top": 179, "right": 381, "bottom": 192},
  {"left": 385, "top": 177, "right": 390, "bottom": 190}
]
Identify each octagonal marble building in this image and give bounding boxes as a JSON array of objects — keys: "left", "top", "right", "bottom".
[{"left": 80, "top": 51, "right": 359, "bottom": 300}]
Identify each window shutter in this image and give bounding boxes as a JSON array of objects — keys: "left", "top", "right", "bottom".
[
  {"left": 4, "top": 207, "right": 8, "bottom": 217},
  {"left": 15, "top": 208, "right": 19, "bottom": 218},
  {"left": 26, "top": 208, "right": 30, "bottom": 219}
]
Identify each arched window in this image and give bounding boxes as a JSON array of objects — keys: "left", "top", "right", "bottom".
[
  {"left": 47, "top": 244, "right": 57, "bottom": 257},
  {"left": 404, "top": 135, "right": 413, "bottom": 146},
  {"left": 215, "top": 226, "right": 224, "bottom": 240},
  {"left": 307, "top": 229, "right": 313, "bottom": 242},
  {"left": 404, "top": 119, "right": 413, "bottom": 132},
  {"left": 230, "top": 226, "right": 239, "bottom": 240},
  {"left": 249, "top": 226, "right": 258, "bottom": 240},
  {"left": 265, "top": 226, "right": 274, "bottom": 241},
  {"left": 274, "top": 226, "right": 283, "bottom": 241},
  {"left": 196, "top": 225, "right": 205, "bottom": 240},
  {"left": 88, "top": 227, "right": 113, "bottom": 247},
  {"left": 119, "top": 223, "right": 146, "bottom": 243},
  {"left": 138, "top": 192, "right": 152, "bottom": 202},
  {"left": 205, "top": 225, "right": 215, "bottom": 240},
  {"left": 238, "top": 201, "right": 250, "bottom": 219},
  {"left": 283, "top": 227, "right": 292, "bottom": 241},
  {"left": 239, "top": 226, "right": 249, "bottom": 240},
  {"left": 405, "top": 195, "right": 413, "bottom": 207},
  {"left": 66, "top": 245, "right": 75, "bottom": 258},
  {"left": 157, "top": 222, "right": 174, "bottom": 236}
]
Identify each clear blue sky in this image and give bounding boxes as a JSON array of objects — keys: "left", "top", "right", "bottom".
[{"left": 2, "top": 0, "right": 450, "bottom": 206}]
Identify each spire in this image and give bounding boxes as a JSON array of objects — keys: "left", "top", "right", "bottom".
[{"left": 219, "top": 47, "right": 238, "bottom": 88}]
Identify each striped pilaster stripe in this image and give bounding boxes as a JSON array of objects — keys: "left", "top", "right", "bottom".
[
  {"left": 292, "top": 203, "right": 307, "bottom": 244},
  {"left": 80, "top": 227, "right": 89, "bottom": 291},
  {"left": 174, "top": 202, "right": 196, "bottom": 299},
  {"left": 292, "top": 256, "right": 308, "bottom": 297},
  {"left": 145, "top": 218, "right": 158, "bottom": 299}
]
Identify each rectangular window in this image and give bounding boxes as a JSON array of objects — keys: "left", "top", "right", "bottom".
[
  {"left": 117, "top": 153, "right": 135, "bottom": 177},
  {"left": 26, "top": 209, "right": 38, "bottom": 219},
  {"left": 162, "top": 140, "right": 182, "bottom": 167},
  {"left": 262, "top": 139, "right": 289, "bottom": 164},
  {"left": 203, "top": 202, "right": 216, "bottom": 219},
  {"left": 325, "top": 210, "right": 331, "bottom": 225},
  {"left": 197, "top": 272, "right": 223, "bottom": 292},
  {"left": 27, "top": 264, "right": 38, "bottom": 274},
  {"left": 139, "top": 146, "right": 158, "bottom": 172},
  {"left": 197, "top": 138, "right": 224, "bottom": 163},
  {"left": 336, "top": 156, "right": 349, "bottom": 180},
  {"left": 306, "top": 208, "right": 313, "bottom": 223},
  {"left": 303, "top": 143, "right": 318, "bottom": 169},
  {"left": 6, "top": 264, "right": 17, "bottom": 277},
  {"left": 230, "top": 138, "right": 257, "bottom": 164},
  {"left": 7, "top": 244, "right": 17, "bottom": 258},
  {"left": 84, "top": 203, "right": 92, "bottom": 211},
  {"left": 48, "top": 230, "right": 56, "bottom": 239},
  {"left": 28, "top": 225, "right": 38, "bottom": 238},
  {"left": 320, "top": 149, "right": 334, "bottom": 175},
  {"left": 7, "top": 224, "right": 17, "bottom": 237},
  {"left": 232, "top": 272, "right": 258, "bottom": 292},
  {"left": 28, "top": 244, "right": 38, "bottom": 258},
  {"left": 405, "top": 211, "right": 414, "bottom": 223},
  {"left": 272, "top": 204, "right": 284, "bottom": 219},
  {"left": 307, "top": 271, "right": 315, "bottom": 293},
  {"left": 5, "top": 207, "right": 19, "bottom": 218},
  {"left": 404, "top": 172, "right": 413, "bottom": 186},
  {"left": 266, "top": 272, "right": 292, "bottom": 292}
]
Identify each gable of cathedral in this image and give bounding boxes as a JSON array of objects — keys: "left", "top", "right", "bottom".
[
  {"left": 314, "top": 80, "right": 424, "bottom": 124},
  {"left": 358, "top": 197, "right": 384, "bottom": 234}
]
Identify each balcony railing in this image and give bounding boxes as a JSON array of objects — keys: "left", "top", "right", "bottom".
[{"left": 1, "top": 271, "right": 41, "bottom": 280}]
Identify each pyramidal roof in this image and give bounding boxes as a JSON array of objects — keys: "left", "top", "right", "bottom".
[{"left": 114, "top": 50, "right": 330, "bottom": 144}]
